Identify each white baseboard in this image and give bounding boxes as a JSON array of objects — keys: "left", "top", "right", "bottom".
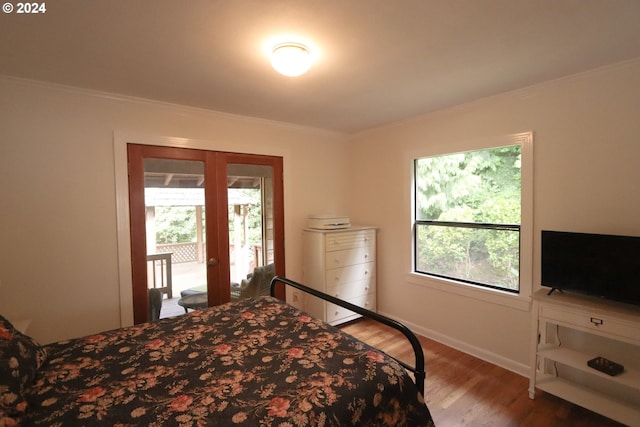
[{"left": 378, "top": 310, "right": 530, "bottom": 378}]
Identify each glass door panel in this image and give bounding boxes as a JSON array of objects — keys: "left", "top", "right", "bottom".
[
  {"left": 228, "top": 163, "right": 276, "bottom": 300},
  {"left": 144, "top": 158, "right": 207, "bottom": 318}
]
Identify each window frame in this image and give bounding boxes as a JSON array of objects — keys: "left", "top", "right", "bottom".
[
  {"left": 409, "top": 132, "right": 533, "bottom": 311},
  {"left": 414, "top": 220, "right": 521, "bottom": 293}
]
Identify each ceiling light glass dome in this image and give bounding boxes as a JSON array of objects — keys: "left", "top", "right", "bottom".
[{"left": 270, "top": 43, "right": 313, "bottom": 77}]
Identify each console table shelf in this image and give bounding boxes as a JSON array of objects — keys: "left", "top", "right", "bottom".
[
  {"left": 538, "top": 346, "right": 640, "bottom": 388},
  {"left": 536, "top": 375, "right": 638, "bottom": 425},
  {"left": 529, "top": 290, "right": 640, "bottom": 427}
]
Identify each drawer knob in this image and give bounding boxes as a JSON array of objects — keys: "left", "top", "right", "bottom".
[{"left": 590, "top": 317, "right": 604, "bottom": 326}]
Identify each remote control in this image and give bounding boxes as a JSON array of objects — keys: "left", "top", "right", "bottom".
[{"left": 587, "top": 356, "right": 624, "bottom": 376}]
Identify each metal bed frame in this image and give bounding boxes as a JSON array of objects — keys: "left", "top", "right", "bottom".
[{"left": 270, "top": 276, "right": 426, "bottom": 397}]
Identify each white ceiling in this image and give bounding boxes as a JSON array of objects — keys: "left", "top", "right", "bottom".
[{"left": 1, "top": 0, "right": 639, "bottom": 133}]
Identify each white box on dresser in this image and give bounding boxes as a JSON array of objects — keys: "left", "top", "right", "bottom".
[{"left": 302, "top": 226, "right": 376, "bottom": 325}]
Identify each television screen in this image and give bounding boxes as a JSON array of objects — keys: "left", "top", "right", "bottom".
[{"left": 541, "top": 230, "right": 640, "bottom": 306}]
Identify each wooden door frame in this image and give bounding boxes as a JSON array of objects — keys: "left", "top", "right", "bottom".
[
  {"left": 127, "top": 145, "right": 224, "bottom": 323},
  {"left": 223, "top": 152, "right": 286, "bottom": 300},
  {"left": 127, "top": 144, "right": 286, "bottom": 324},
  {"left": 114, "top": 132, "right": 290, "bottom": 327}
]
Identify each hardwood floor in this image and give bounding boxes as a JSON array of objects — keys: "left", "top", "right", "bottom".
[{"left": 339, "top": 319, "right": 625, "bottom": 427}]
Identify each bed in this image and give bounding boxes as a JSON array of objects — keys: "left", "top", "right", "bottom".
[{"left": 1, "top": 277, "right": 434, "bottom": 426}]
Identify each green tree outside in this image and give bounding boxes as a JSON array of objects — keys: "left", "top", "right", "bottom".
[
  {"left": 156, "top": 206, "right": 198, "bottom": 244},
  {"left": 415, "top": 145, "right": 521, "bottom": 290}
]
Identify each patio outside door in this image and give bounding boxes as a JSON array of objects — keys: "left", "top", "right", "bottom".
[{"left": 128, "top": 144, "right": 284, "bottom": 324}]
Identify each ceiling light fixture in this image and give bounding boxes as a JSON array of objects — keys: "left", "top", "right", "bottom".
[{"left": 270, "top": 42, "right": 313, "bottom": 77}]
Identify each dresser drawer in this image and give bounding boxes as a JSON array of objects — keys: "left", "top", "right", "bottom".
[
  {"left": 326, "top": 247, "right": 375, "bottom": 269},
  {"left": 327, "top": 278, "right": 376, "bottom": 301},
  {"left": 540, "top": 305, "right": 640, "bottom": 343},
  {"left": 325, "top": 262, "right": 375, "bottom": 287},
  {"left": 326, "top": 294, "right": 377, "bottom": 324},
  {"left": 325, "top": 229, "right": 376, "bottom": 252}
]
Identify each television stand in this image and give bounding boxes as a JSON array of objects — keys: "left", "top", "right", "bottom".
[
  {"left": 546, "top": 287, "right": 563, "bottom": 296},
  {"left": 529, "top": 289, "right": 640, "bottom": 426}
]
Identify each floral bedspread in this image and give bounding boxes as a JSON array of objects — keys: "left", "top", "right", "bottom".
[{"left": 22, "top": 297, "right": 434, "bottom": 426}]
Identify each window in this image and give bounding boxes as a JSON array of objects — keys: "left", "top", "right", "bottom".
[{"left": 414, "top": 144, "right": 522, "bottom": 293}]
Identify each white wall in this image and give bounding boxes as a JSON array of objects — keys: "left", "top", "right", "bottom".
[
  {"left": 0, "top": 78, "right": 350, "bottom": 344},
  {"left": 347, "top": 59, "right": 640, "bottom": 375}
]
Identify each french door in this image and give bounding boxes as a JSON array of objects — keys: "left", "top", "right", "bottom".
[{"left": 127, "top": 144, "right": 285, "bottom": 324}]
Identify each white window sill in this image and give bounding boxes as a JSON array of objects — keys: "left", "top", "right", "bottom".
[{"left": 407, "top": 272, "right": 531, "bottom": 311}]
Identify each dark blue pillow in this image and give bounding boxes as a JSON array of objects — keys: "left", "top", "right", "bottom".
[{"left": 0, "top": 315, "right": 47, "bottom": 416}]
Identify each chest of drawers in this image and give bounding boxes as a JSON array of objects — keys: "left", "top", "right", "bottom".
[{"left": 302, "top": 226, "right": 376, "bottom": 325}]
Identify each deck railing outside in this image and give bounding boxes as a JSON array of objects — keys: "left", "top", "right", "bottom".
[{"left": 155, "top": 242, "right": 203, "bottom": 263}]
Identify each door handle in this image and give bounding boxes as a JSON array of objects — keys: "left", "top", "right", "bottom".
[{"left": 207, "top": 258, "right": 219, "bottom": 267}]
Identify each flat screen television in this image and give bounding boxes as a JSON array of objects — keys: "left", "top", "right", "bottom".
[{"left": 541, "top": 230, "right": 640, "bottom": 307}]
